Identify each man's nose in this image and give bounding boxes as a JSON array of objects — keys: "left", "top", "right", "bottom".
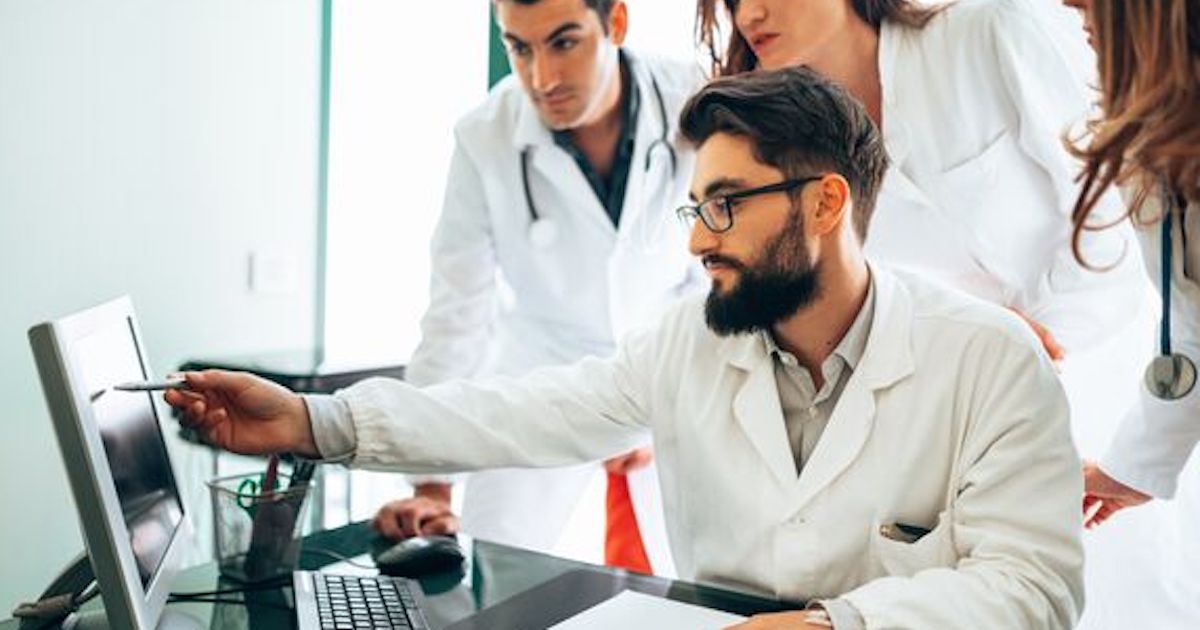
[
  {"left": 530, "top": 52, "right": 559, "bottom": 93},
  {"left": 688, "top": 217, "right": 719, "bottom": 257}
]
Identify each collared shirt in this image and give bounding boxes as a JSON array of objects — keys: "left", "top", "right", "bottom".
[
  {"left": 551, "top": 50, "right": 639, "bottom": 227},
  {"left": 762, "top": 279, "right": 875, "bottom": 476},
  {"left": 761, "top": 279, "right": 874, "bottom": 630}
]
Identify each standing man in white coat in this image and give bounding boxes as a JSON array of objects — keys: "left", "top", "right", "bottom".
[
  {"left": 169, "top": 67, "right": 1085, "bottom": 630},
  {"left": 371, "top": 0, "right": 702, "bottom": 575}
]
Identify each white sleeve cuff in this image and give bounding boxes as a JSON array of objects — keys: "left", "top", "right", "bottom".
[
  {"left": 815, "top": 598, "right": 866, "bottom": 630},
  {"left": 303, "top": 394, "right": 356, "bottom": 463},
  {"left": 406, "top": 473, "right": 464, "bottom": 486}
]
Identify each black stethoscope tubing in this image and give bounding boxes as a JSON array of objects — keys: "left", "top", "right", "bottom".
[
  {"left": 1161, "top": 200, "right": 1174, "bottom": 357},
  {"left": 1146, "top": 183, "right": 1197, "bottom": 400},
  {"left": 520, "top": 72, "right": 676, "bottom": 231}
]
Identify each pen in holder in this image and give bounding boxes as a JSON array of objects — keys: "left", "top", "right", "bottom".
[{"left": 208, "top": 464, "right": 314, "bottom": 582}]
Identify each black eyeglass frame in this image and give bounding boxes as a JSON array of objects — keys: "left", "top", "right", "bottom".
[{"left": 676, "top": 176, "right": 824, "bottom": 233}]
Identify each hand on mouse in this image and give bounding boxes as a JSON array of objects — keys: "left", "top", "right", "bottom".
[{"left": 373, "top": 483, "right": 460, "bottom": 540}]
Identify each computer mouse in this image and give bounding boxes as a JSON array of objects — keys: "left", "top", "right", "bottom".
[{"left": 371, "top": 535, "right": 466, "bottom": 578}]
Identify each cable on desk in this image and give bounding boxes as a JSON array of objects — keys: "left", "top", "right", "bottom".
[
  {"left": 300, "top": 546, "right": 377, "bottom": 570},
  {"left": 11, "top": 583, "right": 99, "bottom": 626},
  {"left": 165, "top": 596, "right": 292, "bottom": 611},
  {"left": 169, "top": 577, "right": 291, "bottom": 599}
]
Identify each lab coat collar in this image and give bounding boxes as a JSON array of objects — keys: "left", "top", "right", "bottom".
[
  {"left": 613, "top": 50, "right": 669, "bottom": 234},
  {"left": 725, "top": 263, "right": 916, "bottom": 489},
  {"left": 512, "top": 49, "right": 667, "bottom": 236},
  {"left": 876, "top": 20, "right": 936, "bottom": 210},
  {"left": 877, "top": 20, "right": 905, "bottom": 165},
  {"left": 514, "top": 88, "right": 555, "bottom": 150}
]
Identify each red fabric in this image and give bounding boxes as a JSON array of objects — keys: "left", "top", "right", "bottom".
[{"left": 604, "top": 472, "right": 652, "bottom": 574}]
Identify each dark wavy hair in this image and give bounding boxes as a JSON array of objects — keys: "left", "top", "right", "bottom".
[
  {"left": 494, "top": 0, "right": 617, "bottom": 24},
  {"left": 679, "top": 66, "right": 889, "bottom": 241},
  {"left": 1067, "top": 0, "right": 1200, "bottom": 267},
  {"left": 696, "top": 0, "right": 945, "bottom": 76}
]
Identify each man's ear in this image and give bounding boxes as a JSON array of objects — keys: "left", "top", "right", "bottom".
[
  {"left": 812, "top": 174, "right": 852, "bottom": 236},
  {"left": 608, "top": 1, "right": 629, "bottom": 46}
]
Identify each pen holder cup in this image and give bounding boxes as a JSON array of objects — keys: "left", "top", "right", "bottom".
[{"left": 208, "top": 471, "right": 311, "bottom": 583}]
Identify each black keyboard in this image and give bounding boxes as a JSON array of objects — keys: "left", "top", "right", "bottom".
[{"left": 294, "top": 571, "right": 429, "bottom": 630}]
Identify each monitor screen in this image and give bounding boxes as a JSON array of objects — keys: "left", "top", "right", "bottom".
[{"left": 74, "top": 316, "right": 183, "bottom": 587}]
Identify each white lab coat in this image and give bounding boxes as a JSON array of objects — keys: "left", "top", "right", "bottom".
[
  {"left": 1102, "top": 193, "right": 1200, "bottom": 499},
  {"left": 865, "top": 0, "right": 1143, "bottom": 351},
  {"left": 339, "top": 266, "right": 1085, "bottom": 629},
  {"left": 402, "top": 51, "right": 704, "bottom": 574}
]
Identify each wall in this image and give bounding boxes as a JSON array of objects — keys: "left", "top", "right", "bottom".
[
  {"left": 320, "top": 0, "right": 487, "bottom": 368},
  {"left": 0, "top": 0, "right": 323, "bottom": 613}
]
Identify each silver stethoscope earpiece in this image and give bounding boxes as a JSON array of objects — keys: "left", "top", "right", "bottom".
[
  {"left": 520, "top": 70, "right": 677, "bottom": 249},
  {"left": 1144, "top": 185, "right": 1197, "bottom": 400}
]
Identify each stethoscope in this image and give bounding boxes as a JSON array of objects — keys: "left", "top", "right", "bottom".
[
  {"left": 1145, "top": 183, "right": 1197, "bottom": 400},
  {"left": 520, "top": 71, "right": 677, "bottom": 249}
]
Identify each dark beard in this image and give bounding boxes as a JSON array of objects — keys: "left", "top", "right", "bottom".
[
  {"left": 704, "top": 210, "right": 819, "bottom": 336},
  {"left": 705, "top": 265, "right": 820, "bottom": 335}
]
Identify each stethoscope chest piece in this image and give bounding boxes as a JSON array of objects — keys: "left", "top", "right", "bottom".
[
  {"left": 1145, "top": 353, "right": 1197, "bottom": 401},
  {"left": 528, "top": 217, "right": 558, "bottom": 249}
]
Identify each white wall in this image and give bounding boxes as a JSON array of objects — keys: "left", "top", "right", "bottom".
[
  {"left": 321, "top": 0, "right": 488, "bottom": 368},
  {"left": 624, "top": 0, "right": 705, "bottom": 66},
  {"left": 0, "top": 0, "right": 323, "bottom": 613}
]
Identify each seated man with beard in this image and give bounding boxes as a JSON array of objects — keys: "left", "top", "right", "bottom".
[{"left": 166, "top": 67, "right": 1084, "bottom": 629}]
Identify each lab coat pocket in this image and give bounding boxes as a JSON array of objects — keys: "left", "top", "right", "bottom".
[{"left": 869, "top": 511, "right": 956, "bottom": 578}]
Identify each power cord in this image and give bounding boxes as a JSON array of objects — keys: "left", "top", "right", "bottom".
[
  {"left": 164, "top": 546, "right": 376, "bottom": 610},
  {"left": 165, "top": 596, "right": 292, "bottom": 611},
  {"left": 169, "top": 576, "right": 291, "bottom": 599},
  {"left": 12, "top": 583, "right": 99, "bottom": 629},
  {"left": 167, "top": 576, "right": 293, "bottom": 611},
  {"left": 300, "top": 546, "right": 378, "bottom": 570}
]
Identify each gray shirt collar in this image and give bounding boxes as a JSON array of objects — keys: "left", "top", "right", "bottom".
[{"left": 760, "top": 275, "right": 876, "bottom": 370}]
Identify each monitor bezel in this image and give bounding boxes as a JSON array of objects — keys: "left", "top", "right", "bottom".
[{"left": 29, "top": 296, "right": 192, "bottom": 629}]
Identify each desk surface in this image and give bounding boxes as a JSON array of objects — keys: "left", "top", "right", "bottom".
[{"left": 3, "top": 521, "right": 791, "bottom": 629}]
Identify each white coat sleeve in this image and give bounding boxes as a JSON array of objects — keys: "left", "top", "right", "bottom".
[
  {"left": 1101, "top": 262, "right": 1200, "bottom": 497},
  {"left": 842, "top": 335, "right": 1084, "bottom": 629},
  {"left": 989, "top": 0, "right": 1143, "bottom": 353},
  {"left": 1101, "top": 379, "right": 1200, "bottom": 499},
  {"left": 403, "top": 133, "right": 498, "bottom": 388},
  {"left": 331, "top": 321, "right": 662, "bottom": 474}
]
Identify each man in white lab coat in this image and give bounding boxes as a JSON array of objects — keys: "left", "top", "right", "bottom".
[
  {"left": 169, "top": 67, "right": 1084, "bottom": 629},
  {"left": 375, "top": 0, "right": 703, "bottom": 574}
]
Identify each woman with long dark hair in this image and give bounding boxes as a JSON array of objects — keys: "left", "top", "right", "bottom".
[{"left": 1065, "top": 0, "right": 1200, "bottom": 528}]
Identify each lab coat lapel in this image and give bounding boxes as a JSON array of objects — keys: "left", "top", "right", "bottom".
[
  {"left": 789, "top": 266, "right": 916, "bottom": 512},
  {"left": 877, "top": 21, "right": 935, "bottom": 211},
  {"left": 513, "top": 92, "right": 618, "bottom": 237},
  {"left": 614, "top": 54, "right": 660, "bottom": 235},
  {"left": 728, "top": 336, "right": 800, "bottom": 487}
]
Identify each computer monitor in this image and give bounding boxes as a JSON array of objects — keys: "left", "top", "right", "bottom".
[{"left": 29, "top": 296, "right": 194, "bottom": 629}]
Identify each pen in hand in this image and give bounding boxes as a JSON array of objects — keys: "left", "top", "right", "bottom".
[
  {"left": 113, "top": 377, "right": 190, "bottom": 392},
  {"left": 90, "top": 377, "right": 190, "bottom": 402}
]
